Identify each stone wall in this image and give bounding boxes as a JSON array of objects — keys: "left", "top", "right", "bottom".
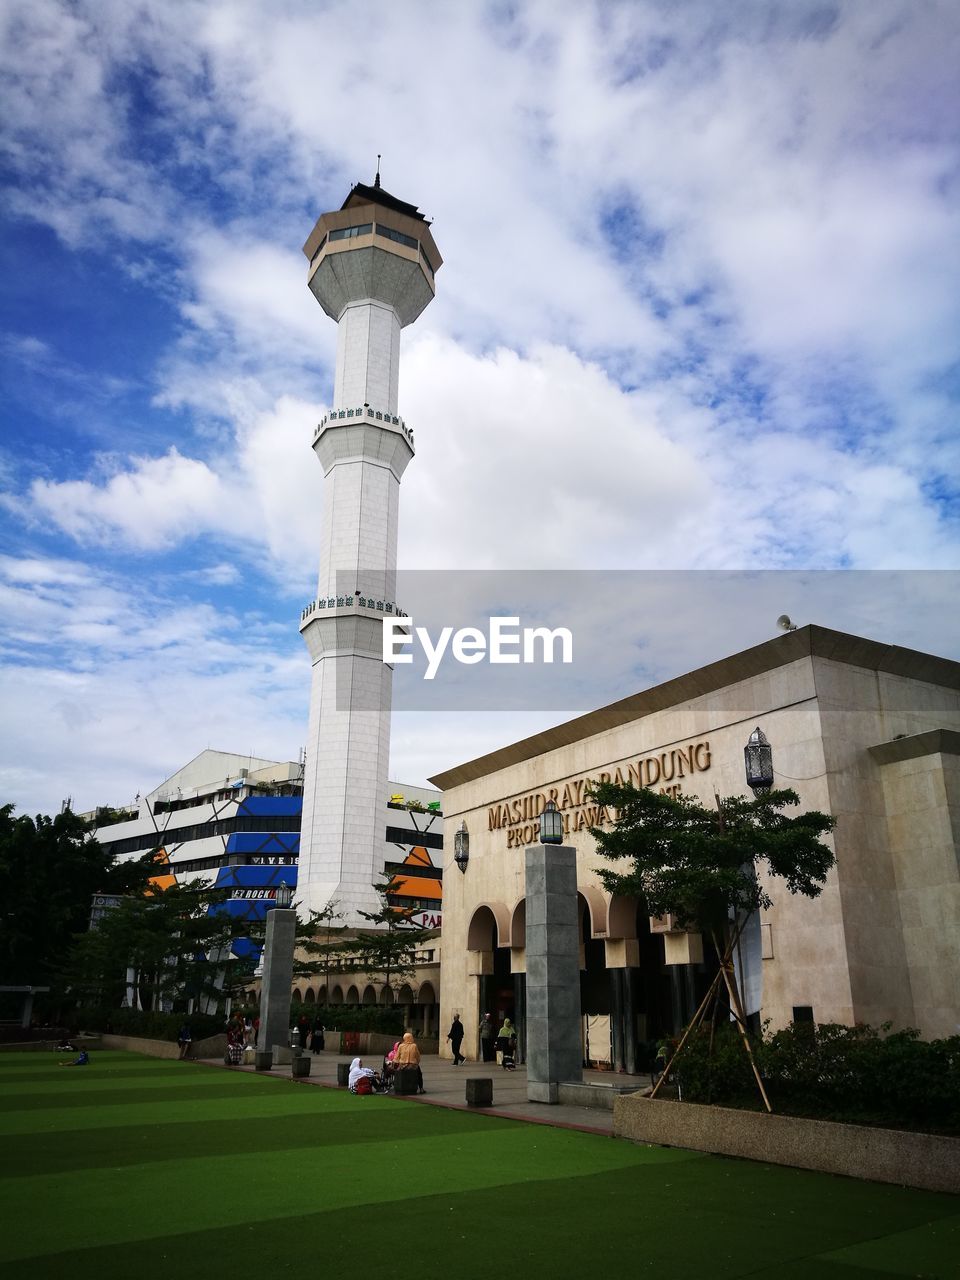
[
  {"left": 613, "top": 1094, "right": 960, "bottom": 1194},
  {"left": 99, "top": 1033, "right": 227, "bottom": 1059}
]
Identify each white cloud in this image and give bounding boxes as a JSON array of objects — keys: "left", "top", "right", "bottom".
[
  {"left": 27, "top": 449, "right": 237, "bottom": 550},
  {"left": 0, "top": 553, "right": 309, "bottom": 814}
]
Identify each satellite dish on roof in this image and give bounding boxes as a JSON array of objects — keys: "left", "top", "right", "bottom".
[{"left": 776, "top": 615, "right": 798, "bottom": 632}]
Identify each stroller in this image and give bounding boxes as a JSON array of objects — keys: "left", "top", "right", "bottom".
[{"left": 497, "top": 1037, "right": 517, "bottom": 1070}]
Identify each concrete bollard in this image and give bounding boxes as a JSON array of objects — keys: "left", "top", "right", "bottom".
[
  {"left": 466, "top": 1077, "right": 493, "bottom": 1107},
  {"left": 393, "top": 1067, "right": 420, "bottom": 1096}
]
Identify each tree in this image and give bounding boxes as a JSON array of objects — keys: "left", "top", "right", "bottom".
[
  {"left": 341, "top": 876, "right": 434, "bottom": 998},
  {"left": 295, "top": 899, "right": 345, "bottom": 1006},
  {"left": 0, "top": 803, "right": 151, "bottom": 990},
  {"left": 66, "top": 877, "right": 254, "bottom": 1012},
  {"left": 588, "top": 782, "right": 836, "bottom": 1109}
]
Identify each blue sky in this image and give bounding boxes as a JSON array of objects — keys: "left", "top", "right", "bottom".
[{"left": 1, "top": 0, "right": 958, "bottom": 816}]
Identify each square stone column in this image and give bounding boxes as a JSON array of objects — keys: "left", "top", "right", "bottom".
[
  {"left": 524, "top": 844, "right": 583, "bottom": 1103},
  {"left": 259, "top": 907, "right": 296, "bottom": 1053}
]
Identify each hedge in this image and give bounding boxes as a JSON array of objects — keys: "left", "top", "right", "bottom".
[{"left": 673, "top": 1020, "right": 960, "bottom": 1135}]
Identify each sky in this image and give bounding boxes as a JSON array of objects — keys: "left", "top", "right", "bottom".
[{"left": 1, "top": 0, "right": 958, "bottom": 817}]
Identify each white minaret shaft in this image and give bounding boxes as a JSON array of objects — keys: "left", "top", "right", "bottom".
[{"left": 297, "top": 182, "right": 441, "bottom": 925}]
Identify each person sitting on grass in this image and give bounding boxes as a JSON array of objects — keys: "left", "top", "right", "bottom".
[
  {"left": 347, "top": 1057, "right": 382, "bottom": 1095},
  {"left": 60, "top": 1050, "right": 89, "bottom": 1067}
]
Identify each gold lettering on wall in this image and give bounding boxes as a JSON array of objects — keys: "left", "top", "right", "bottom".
[{"left": 487, "top": 739, "right": 712, "bottom": 845}]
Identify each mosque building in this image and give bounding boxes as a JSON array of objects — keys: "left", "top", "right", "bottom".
[{"left": 431, "top": 625, "right": 960, "bottom": 1066}]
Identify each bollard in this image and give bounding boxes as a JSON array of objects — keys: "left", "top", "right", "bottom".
[
  {"left": 393, "top": 1067, "right": 419, "bottom": 1096},
  {"left": 254, "top": 1051, "right": 274, "bottom": 1072},
  {"left": 291, "top": 1054, "right": 311, "bottom": 1079},
  {"left": 466, "top": 1077, "right": 493, "bottom": 1107},
  {"left": 336, "top": 1062, "right": 351, "bottom": 1087}
]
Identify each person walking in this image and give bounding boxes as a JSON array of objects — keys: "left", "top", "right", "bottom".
[
  {"left": 446, "top": 1013, "right": 465, "bottom": 1065},
  {"left": 479, "top": 1012, "right": 496, "bottom": 1063},
  {"left": 177, "top": 1022, "right": 192, "bottom": 1060},
  {"left": 310, "top": 1018, "right": 325, "bottom": 1054},
  {"left": 496, "top": 1016, "right": 517, "bottom": 1068}
]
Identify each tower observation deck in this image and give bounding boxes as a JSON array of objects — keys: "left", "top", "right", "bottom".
[{"left": 297, "top": 179, "right": 442, "bottom": 925}]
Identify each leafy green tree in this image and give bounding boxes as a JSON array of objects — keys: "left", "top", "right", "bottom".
[
  {"left": 588, "top": 783, "right": 836, "bottom": 1109},
  {"left": 66, "top": 878, "right": 253, "bottom": 1012},
  {"left": 340, "top": 876, "right": 433, "bottom": 998},
  {"left": 294, "top": 900, "right": 346, "bottom": 1006},
  {"left": 0, "top": 803, "right": 151, "bottom": 988},
  {"left": 589, "top": 785, "right": 836, "bottom": 931}
]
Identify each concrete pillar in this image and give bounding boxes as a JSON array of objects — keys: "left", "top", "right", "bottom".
[
  {"left": 259, "top": 907, "right": 296, "bottom": 1053},
  {"left": 623, "top": 968, "right": 639, "bottom": 1075},
  {"left": 610, "top": 968, "right": 625, "bottom": 1071},
  {"left": 514, "top": 973, "right": 526, "bottom": 1065},
  {"left": 524, "top": 844, "right": 583, "bottom": 1103}
]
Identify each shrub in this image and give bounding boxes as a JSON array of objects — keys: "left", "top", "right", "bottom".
[
  {"left": 674, "top": 1018, "right": 960, "bottom": 1134},
  {"left": 78, "top": 1006, "right": 223, "bottom": 1042},
  {"left": 289, "top": 1002, "right": 404, "bottom": 1034}
]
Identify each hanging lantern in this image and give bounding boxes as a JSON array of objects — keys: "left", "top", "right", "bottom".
[
  {"left": 454, "top": 821, "right": 469, "bottom": 873},
  {"left": 744, "top": 727, "right": 774, "bottom": 795},
  {"left": 539, "top": 799, "right": 563, "bottom": 844},
  {"left": 275, "top": 882, "right": 293, "bottom": 908}
]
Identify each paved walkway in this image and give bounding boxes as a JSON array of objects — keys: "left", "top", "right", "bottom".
[{"left": 200, "top": 1050, "right": 656, "bottom": 1136}]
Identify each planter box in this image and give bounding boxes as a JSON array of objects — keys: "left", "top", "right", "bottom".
[
  {"left": 613, "top": 1094, "right": 960, "bottom": 1194},
  {"left": 336, "top": 1062, "right": 351, "bottom": 1087},
  {"left": 255, "top": 1051, "right": 274, "bottom": 1072},
  {"left": 291, "top": 1054, "right": 311, "bottom": 1078}
]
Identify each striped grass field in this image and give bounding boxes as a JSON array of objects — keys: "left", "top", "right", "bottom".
[{"left": 0, "top": 1051, "right": 956, "bottom": 1278}]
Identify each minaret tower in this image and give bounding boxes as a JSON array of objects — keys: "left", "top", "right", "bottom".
[{"left": 297, "top": 176, "right": 442, "bottom": 925}]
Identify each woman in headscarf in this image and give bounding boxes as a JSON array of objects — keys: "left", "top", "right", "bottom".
[
  {"left": 394, "top": 1031, "right": 424, "bottom": 1093},
  {"left": 226, "top": 1017, "right": 244, "bottom": 1066},
  {"left": 382, "top": 1037, "right": 402, "bottom": 1087},
  {"left": 347, "top": 1057, "right": 379, "bottom": 1093},
  {"left": 496, "top": 1016, "right": 517, "bottom": 1068}
]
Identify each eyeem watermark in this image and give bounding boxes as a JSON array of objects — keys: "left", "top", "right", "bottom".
[{"left": 383, "top": 616, "right": 574, "bottom": 680}]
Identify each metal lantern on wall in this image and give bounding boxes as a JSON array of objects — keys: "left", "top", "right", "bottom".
[
  {"left": 744, "top": 726, "right": 774, "bottom": 795},
  {"left": 275, "top": 882, "right": 293, "bottom": 908},
  {"left": 539, "top": 799, "right": 563, "bottom": 844},
  {"left": 454, "top": 821, "right": 469, "bottom": 873}
]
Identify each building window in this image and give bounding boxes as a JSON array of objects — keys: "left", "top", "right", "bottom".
[
  {"left": 329, "top": 223, "right": 373, "bottom": 241},
  {"left": 375, "top": 222, "right": 418, "bottom": 250}
]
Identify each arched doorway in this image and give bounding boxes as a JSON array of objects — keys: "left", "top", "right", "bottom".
[
  {"left": 467, "top": 901, "right": 516, "bottom": 1059},
  {"left": 417, "top": 980, "right": 438, "bottom": 1038}
]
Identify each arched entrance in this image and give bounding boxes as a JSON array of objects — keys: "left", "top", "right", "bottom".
[
  {"left": 417, "top": 980, "right": 438, "bottom": 1037},
  {"left": 467, "top": 901, "right": 518, "bottom": 1061}
]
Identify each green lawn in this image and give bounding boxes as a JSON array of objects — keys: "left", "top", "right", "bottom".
[{"left": 0, "top": 1052, "right": 956, "bottom": 1278}]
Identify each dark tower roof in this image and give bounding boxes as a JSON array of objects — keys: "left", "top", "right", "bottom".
[{"left": 342, "top": 182, "right": 427, "bottom": 223}]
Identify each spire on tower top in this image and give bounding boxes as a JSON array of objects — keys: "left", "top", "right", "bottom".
[{"left": 374, "top": 154, "right": 381, "bottom": 189}]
